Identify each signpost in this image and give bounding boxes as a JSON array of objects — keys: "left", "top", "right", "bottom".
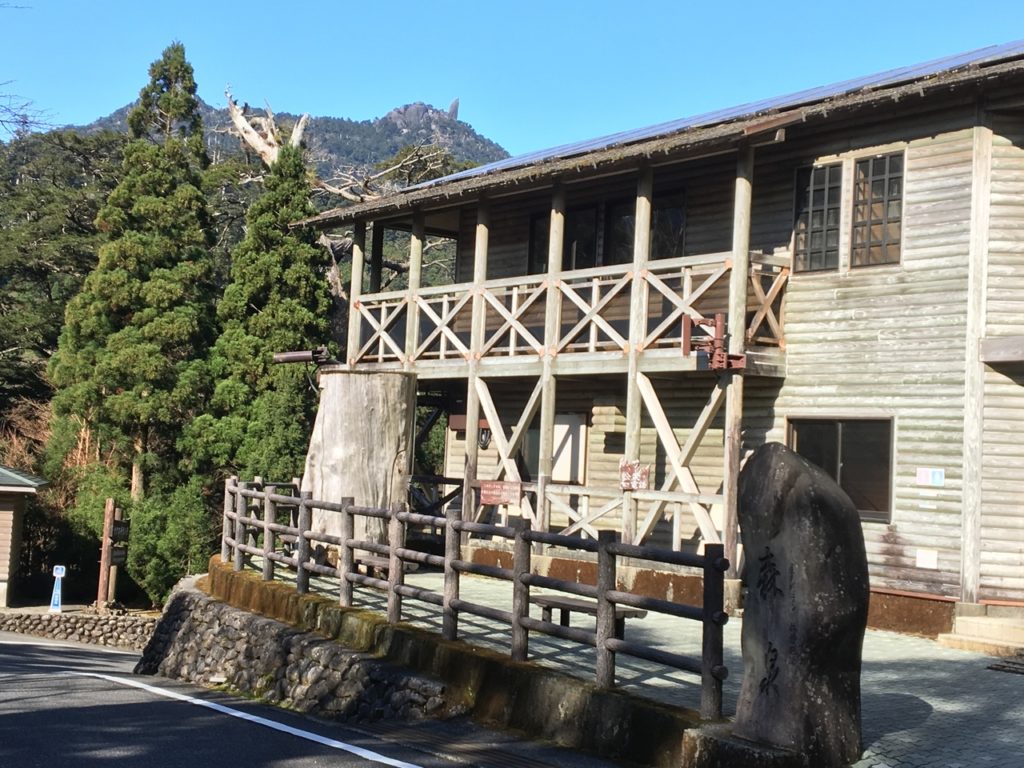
[
  {"left": 97, "top": 498, "right": 129, "bottom": 611},
  {"left": 49, "top": 565, "right": 65, "bottom": 614}
]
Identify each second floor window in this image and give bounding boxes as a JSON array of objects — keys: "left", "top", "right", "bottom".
[
  {"left": 794, "top": 163, "right": 842, "bottom": 272},
  {"left": 852, "top": 153, "right": 903, "bottom": 268}
]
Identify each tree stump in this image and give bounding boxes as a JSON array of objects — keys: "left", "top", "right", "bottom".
[{"left": 301, "top": 367, "right": 417, "bottom": 550}]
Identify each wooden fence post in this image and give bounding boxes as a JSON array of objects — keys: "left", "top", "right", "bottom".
[
  {"left": 296, "top": 491, "right": 312, "bottom": 594},
  {"left": 595, "top": 533, "right": 617, "bottom": 688},
  {"left": 387, "top": 502, "right": 405, "bottom": 623},
  {"left": 339, "top": 496, "right": 355, "bottom": 607},
  {"left": 263, "top": 485, "right": 277, "bottom": 581},
  {"left": 221, "top": 476, "right": 236, "bottom": 562},
  {"left": 701, "top": 543, "right": 727, "bottom": 720},
  {"left": 511, "top": 530, "right": 530, "bottom": 662},
  {"left": 233, "top": 482, "right": 247, "bottom": 572},
  {"left": 442, "top": 500, "right": 460, "bottom": 640}
]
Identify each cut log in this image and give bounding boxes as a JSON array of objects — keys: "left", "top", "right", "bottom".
[{"left": 301, "top": 367, "right": 417, "bottom": 551}]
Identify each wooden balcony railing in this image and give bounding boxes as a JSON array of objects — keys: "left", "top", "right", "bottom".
[{"left": 348, "top": 251, "right": 788, "bottom": 368}]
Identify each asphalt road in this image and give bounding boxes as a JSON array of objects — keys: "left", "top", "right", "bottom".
[{"left": 0, "top": 632, "right": 617, "bottom": 768}]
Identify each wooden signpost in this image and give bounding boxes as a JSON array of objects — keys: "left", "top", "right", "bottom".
[{"left": 97, "top": 497, "right": 129, "bottom": 610}]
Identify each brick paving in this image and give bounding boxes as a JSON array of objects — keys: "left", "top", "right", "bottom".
[{"left": 298, "top": 568, "right": 1024, "bottom": 767}]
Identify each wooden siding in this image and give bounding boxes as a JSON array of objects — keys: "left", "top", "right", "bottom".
[
  {"left": 980, "top": 364, "right": 1024, "bottom": 601},
  {"left": 986, "top": 119, "right": 1024, "bottom": 337},
  {"left": 764, "top": 124, "right": 977, "bottom": 598},
  {"left": 980, "top": 117, "right": 1024, "bottom": 602},
  {"left": 0, "top": 495, "right": 22, "bottom": 591}
]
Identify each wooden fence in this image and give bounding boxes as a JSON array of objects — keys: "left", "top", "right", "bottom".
[{"left": 220, "top": 476, "right": 730, "bottom": 720}]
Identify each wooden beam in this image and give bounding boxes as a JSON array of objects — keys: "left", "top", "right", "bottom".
[
  {"left": 404, "top": 211, "right": 425, "bottom": 368},
  {"left": 961, "top": 121, "right": 992, "bottom": 604},
  {"left": 723, "top": 145, "right": 754, "bottom": 579},
  {"left": 461, "top": 201, "right": 490, "bottom": 524},
  {"left": 634, "top": 373, "right": 721, "bottom": 543},
  {"left": 474, "top": 377, "right": 537, "bottom": 521},
  {"left": 980, "top": 335, "right": 1024, "bottom": 363},
  {"left": 622, "top": 167, "right": 654, "bottom": 543},
  {"left": 347, "top": 221, "right": 367, "bottom": 365}
]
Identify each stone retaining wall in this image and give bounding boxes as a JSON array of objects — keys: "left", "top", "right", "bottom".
[
  {"left": 137, "top": 585, "right": 448, "bottom": 721},
  {"left": 0, "top": 610, "right": 156, "bottom": 650}
]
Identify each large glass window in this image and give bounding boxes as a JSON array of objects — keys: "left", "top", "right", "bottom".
[
  {"left": 788, "top": 418, "right": 892, "bottom": 523},
  {"left": 605, "top": 191, "right": 687, "bottom": 266},
  {"left": 851, "top": 152, "right": 903, "bottom": 268},
  {"left": 794, "top": 163, "right": 842, "bottom": 272}
]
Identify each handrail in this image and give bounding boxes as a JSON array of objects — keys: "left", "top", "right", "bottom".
[{"left": 222, "top": 476, "right": 729, "bottom": 720}]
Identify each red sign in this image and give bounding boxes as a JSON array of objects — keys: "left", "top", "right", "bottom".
[
  {"left": 479, "top": 480, "right": 522, "bottom": 505},
  {"left": 618, "top": 459, "right": 651, "bottom": 491}
]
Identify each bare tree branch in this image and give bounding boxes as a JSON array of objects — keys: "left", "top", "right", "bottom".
[{"left": 224, "top": 88, "right": 309, "bottom": 167}]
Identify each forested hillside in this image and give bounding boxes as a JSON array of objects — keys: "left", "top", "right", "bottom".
[
  {"left": 80, "top": 98, "right": 508, "bottom": 179},
  {"left": 0, "top": 43, "right": 507, "bottom": 607}
]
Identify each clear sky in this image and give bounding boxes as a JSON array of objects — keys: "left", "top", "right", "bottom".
[{"left": 2, "top": 0, "right": 1023, "bottom": 156}]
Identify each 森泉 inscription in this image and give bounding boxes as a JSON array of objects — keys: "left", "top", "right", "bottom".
[{"left": 733, "top": 443, "right": 869, "bottom": 767}]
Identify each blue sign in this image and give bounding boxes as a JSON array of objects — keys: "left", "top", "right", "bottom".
[{"left": 48, "top": 567, "right": 64, "bottom": 614}]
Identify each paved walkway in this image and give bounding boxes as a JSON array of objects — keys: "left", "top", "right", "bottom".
[{"left": 297, "top": 567, "right": 1023, "bottom": 767}]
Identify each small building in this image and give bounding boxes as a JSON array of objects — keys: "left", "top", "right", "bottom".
[
  {"left": 301, "top": 42, "right": 1024, "bottom": 631},
  {"left": 0, "top": 465, "right": 48, "bottom": 608}
]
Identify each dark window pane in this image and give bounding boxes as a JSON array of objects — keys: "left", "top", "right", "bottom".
[
  {"left": 530, "top": 214, "right": 550, "bottom": 274},
  {"left": 791, "top": 421, "right": 839, "bottom": 478},
  {"left": 604, "top": 200, "right": 634, "bottom": 266},
  {"left": 651, "top": 191, "right": 686, "bottom": 260},
  {"left": 852, "top": 151, "right": 903, "bottom": 268},
  {"left": 840, "top": 421, "right": 891, "bottom": 514},
  {"left": 566, "top": 208, "right": 597, "bottom": 270},
  {"left": 794, "top": 163, "right": 842, "bottom": 273}
]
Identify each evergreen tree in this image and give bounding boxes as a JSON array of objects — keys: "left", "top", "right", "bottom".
[
  {"left": 48, "top": 43, "right": 215, "bottom": 603},
  {"left": 182, "top": 143, "right": 331, "bottom": 481}
]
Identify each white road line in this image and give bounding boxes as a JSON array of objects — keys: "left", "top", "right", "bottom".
[{"left": 68, "top": 672, "right": 424, "bottom": 768}]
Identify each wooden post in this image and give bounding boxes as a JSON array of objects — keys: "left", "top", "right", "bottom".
[
  {"left": 511, "top": 530, "right": 531, "bottom": 661},
  {"left": 296, "top": 491, "right": 312, "bottom": 594},
  {"left": 462, "top": 200, "right": 490, "bottom": 526},
  {"left": 347, "top": 221, "right": 366, "bottom": 365},
  {"left": 107, "top": 506, "right": 122, "bottom": 603},
  {"left": 961, "top": 121, "right": 992, "bottom": 605},
  {"left": 443, "top": 500, "right": 461, "bottom": 640},
  {"left": 622, "top": 167, "right": 654, "bottom": 544},
  {"left": 537, "top": 185, "right": 565, "bottom": 541},
  {"left": 404, "top": 211, "right": 425, "bottom": 369},
  {"left": 221, "top": 476, "right": 236, "bottom": 562},
  {"left": 723, "top": 145, "right": 754, "bottom": 580},
  {"left": 234, "top": 483, "right": 247, "bottom": 572},
  {"left": 96, "top": 497, "right": 115, "bottom": 611},
  {"left": 263, "top": 485, "right": 277, "bottom": 581},
  {"left": 701, "top": 543, "right": 726, "bottom": 720},
  {"left": 387, "top": 502, "right": 405, "bottom": 623},
  {"left": 595, "top": 534, "right": 617, "bottom": 688},
  {"left": 339, "top": 496, "right": 355, "bottom": 607},
  {"left": 370, "top": 222, "right": 384, "bottom": 293}
]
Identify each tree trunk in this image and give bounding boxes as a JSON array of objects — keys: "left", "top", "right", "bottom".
[
  {"left": 301, "top": 368, "right": 417, "bottom": 548},
  {"left": 130, "top": 432, "right": 146, "bottom": 501}
]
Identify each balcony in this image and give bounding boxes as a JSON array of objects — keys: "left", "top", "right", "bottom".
[{"left": 347, "top": 251, "right": 788, "bottom": 379}]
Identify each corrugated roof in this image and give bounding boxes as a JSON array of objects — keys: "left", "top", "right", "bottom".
[
  {"left": 0, "top": 465, "right": 48, "bottom": 491},
  {"left": 414, "top": 39, "right": 1024, "bottom": 190}
]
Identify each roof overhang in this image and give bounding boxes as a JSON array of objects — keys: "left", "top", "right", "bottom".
[{"left": 296, "top": 54, "right": 1024, "bottom": 231}]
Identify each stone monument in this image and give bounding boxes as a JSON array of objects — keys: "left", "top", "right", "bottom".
[{"left": 733, "top": 442, "right": 869, "bottom": 766}]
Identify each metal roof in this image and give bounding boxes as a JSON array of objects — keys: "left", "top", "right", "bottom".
[
  {"left": 0, "top": 465, "right": 48, "bottom": 492},
  {"left": 415, "top": 39, "right": 1024, "bottom": 190}
]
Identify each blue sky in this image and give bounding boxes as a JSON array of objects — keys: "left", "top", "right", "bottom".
[{"left": 2, "top": 1, "right": 1023, "bottom": 155}]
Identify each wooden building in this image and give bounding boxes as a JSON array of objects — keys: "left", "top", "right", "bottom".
[
  {"left": 0, "top": 465, "right": 47, "bottom": 608},
  {"left": 302, "top": 43, "right": 1024, "bottom": 623}
]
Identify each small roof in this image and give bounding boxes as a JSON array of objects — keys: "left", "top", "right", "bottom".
[
  {"left": 300, "top": 39, "right": 1024, "bottom": 229},
  {"left": 0, "top": 465, "right": 49, "bottom": 494}
]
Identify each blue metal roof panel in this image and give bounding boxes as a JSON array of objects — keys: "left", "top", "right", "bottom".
[
  {"left": 0, "top": 465, "right": 48, "bottom": 490},
  {"left": 419, "top": 40, "right": 1024, "bottom": 189}
]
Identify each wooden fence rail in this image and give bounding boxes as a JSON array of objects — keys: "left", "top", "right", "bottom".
[{"left": 221, "top": 475, "right": 730, "bottom": 720}]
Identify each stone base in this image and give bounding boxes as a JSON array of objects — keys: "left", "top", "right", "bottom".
[{"left": 681, "top": 724, "right": 808, "bottom": 768}]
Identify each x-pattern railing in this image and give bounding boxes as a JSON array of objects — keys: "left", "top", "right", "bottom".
[{"left": 349, "top": 251, "right": 785, "bottom": 368}]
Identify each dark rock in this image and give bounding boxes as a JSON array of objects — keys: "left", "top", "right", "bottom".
[{"left": 734, "top": 443, "right": 869, "bottom": 767}]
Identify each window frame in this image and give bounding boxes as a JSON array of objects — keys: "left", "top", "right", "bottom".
[
  {"left": 786, "top": 416, "right": 894, "bottom": 524},
  {"left": 790, "top": 145, "right": 907, "bottom": 276}
]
